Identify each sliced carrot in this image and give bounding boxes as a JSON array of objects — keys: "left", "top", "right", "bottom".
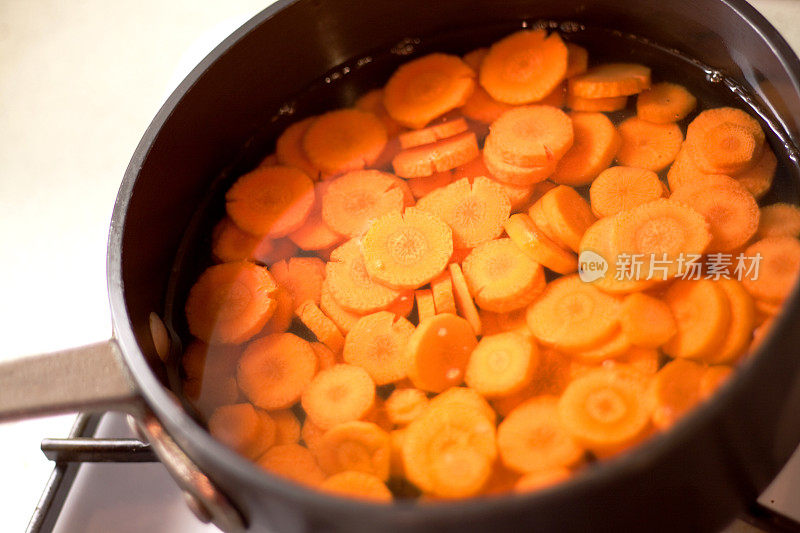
[
  {"left": 514, "top": 468, "right": 572, "bottom": 493},
  {"left": 429, "top": 271, "right": 457, "bottom": 315},
  {"left": 448, "top": 263, "right": 483, "bottom": 335},
  {"left": 316, "top": 421, "right": 391, "bottom": 480},
  {"left": 270, "top": 409, "right": 301, "bottom": 445},
  {"left": 479, "top": 307, "right": 530, "bottom": 337},
  {"left": 589, "top": 166, "right": 664, "bottom": 218},
  {"left": 569, "top": 63, "right": 651, "bottom": 98},
  {"left": 399, "top": 118, "right": 469, "bottom": 149},
  {"left": 528, "top": 196, "right": 559, "bottom": 244},
  {"left": 311, "top": 340, "right": 340, "bottom": 372},
  {"left": 566, "top": 93, "right": 628, "bottom": 112},
  {"left": 362, "top": 208, "right": 454, "bottom": 290},
  {"left": 406, "top": 170, "right": 455, "bottom": 200},
  {"left": 301, "top": 418, "right": 326, "bottom": 458},
  {"left": 226, "top": 165, "right": 315, "bottom": 237},
  {"left": 685, "top": 107, "right": 765, "bottom": 175},
  {"left": 699, "top": 365, "right": 734, "bottom": 400},
  {"left": 258, "top": 238, "right": 299, "bottom": 266},
  {"left": 615, "top": 117, "right": 683, "bottom": 172},
  {"left": 211, "top": 218, "right": 274, "bottom": 264},
  {"left": 182, "top": 342, "right": 241, "bottom": 415},
  {"left": 565, "top": 43, "right": 589, "bottom": 78},
  {"left": 302, "top": 364, "right": 376, "bottom": 430},
  {"left": 185, "top": 261, "right": 278, "bottom": 344},
  {"left": 735, "top": 145, "right": 776, "bottom": 199},
  {"left": 355, "top": 88, "right": 404, "bottom": 137},
  {"left": 712, "top": 278, "right": 756, "bottom": 364},
  {"left": 670, "top": 174, "right": 760, "bottom": 252},
  {"left": 480, "top": 30, "right": 569, "bottom": 105},
  {"left": 416, "top": 176, "right": 510, "bottom": 249},
  {"left": 483, "top": 134, "right": 556, "bottom": 186},
  {"left": 619, "top": 292, "right": 676, "bottom": 349},
  {"left": 405, "top": 313, "right": 478, "bottom": 392},
  {"left": 465, "top": 332, "right": 539, "bottom": 397},
  {"left": 389, "top": 428, "right": 407, "bottom": 477},
  {"left": 415, "top": 288, "right": 436, "bottom": 323},
  {"left": 540, "top": 185, "right": 597, "bottom": 252},
  {"left": 343, "top": 311, "right": 415, "bottom": 385},
  {"left": 487, "top": 106, "right": 574, "bottom": 167},
  {"left": 558, "top": 368, "right": 652, "bottom": 454},
  {"left": 364, "top": 398, "right": 394, "bottom": 432},
  {"left": 741, "top": 237, "right": 800, "bottom": 303},
  {"left": 649, "top": 358, "right": 706, "bottom": 430},
  {"left": 296, "top": 300, "right": 345, "bottom": 354},
  {"left": 451, "top": 156, "right": 535, "bottom": 211},
  {"left": 756, "top": 203, "right": 800, "bottom": 239},
  {"left": 276, "top": 117, "right": 321, "bottom": 180},
  {"left": 663, "top": 279, "right": 731, "bottom": 361},
  {"left": 320, "top": 471, "right": 393, "bottom": 501},
  {"left": 538, "top": 81, "right": 567, "bottom": 108},
  {"left": 483, "top": 464, "right": 524, "bottom": 496},
  {"left": 429, "top": 387, "right": 496, "bottom": 424},
  {"left": 258, "top": 444, "right": 326, "bottom": 486},
  {"left": 526, "top": 274, "right": 621, "bottom": 352},
  {"left": 319, "top": 280, "right": 361, "bottom": 334},
  {"left": 269, "top": 256, "right": 325, "bottom": 312},
  {"left": 491, "top": 348, "right": 573, "bottom": 416},
  {"left": 568, "top": 329, "right": 631, "bottom": 362},
  {"left": 237, "top": 333, "right": 318, "bottom": 410},
  {"left": 636, "top": 82, "right": 697, "bottom": 124},
  {"left": 258, "top": 153, "right": 279, "bottom": 168},
  {"left": 302, "top": 109, "right": 388, "bottom": 175},
  {"left": 552, "top": 112, "right": 621, "bottom": 186},
  {"left": 462, "top": 238, "right": 546, "bottom": 312},
  {"left": 463, "top": 48, "right": 488, "bottom": 72},
  {"left": 429, "top": 443, "right": 494, "bottom": 499},
  {"left": 208, "top": 403, "right": 276, "bottom": 459},
  {"left": 260, "top": 285, "right": 295, "bottom": 335},
  {"left": 393, "top": 131, "right": 480, "bottom": 178},
  {"left": 385, "top": 388, "right": 429, "bottom": 426},
  {"left": 461, "top": 84, "right": 516, "bottom": 124},
  {"left": 572, "top": 346, "right": 660, "bottom": 379},
  {"left": 504, "top": 213, "right": 578, "bottom": 274},
  {"left": 288, "top": 181, "right": 344, "bottom": 251}
]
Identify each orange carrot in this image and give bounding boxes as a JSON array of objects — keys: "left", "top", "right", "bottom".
[
  {"left": 712, "top": 278, "right": 756, "bottom": 364},
  {"left": 565, "top": 43, "right": 589, "bottom": 78},
  {"left": 568, "top": 329, "right": 631, "bottom": 363},
  {"left": 699, "top": 365, "right": 734, "bottom": 400},
  {"left": 316, "top": 421, "right": 391, "bottom": 480},
  {"left": 552, "top": 112, "right": 621, "bottom": 186},
  {"left": 182, "top": 342, "right": 241, "bottom": 415},
  {"left": 684, "top": 107, "right": 765, "bottom": 175},
  {"left": 355, "top": 88, "right": 404, "bottom": 137},
  {"left": 320, "top": 471, "right": 393, "bottom": 501},
  {"left": 429, "top": 271, "right": 457, "bottom": 315},
  {"left": 258, "top": 153, "right": 279, "bottom": 168},
  {"left": 451, "top": 156, "right": 536, "bottom": 211},
  {"left": 636, "top": 82, "right": 697, "bottom": 124},
  {"left": 393, "top": 131, "right": 480, "bottom": 178},
  {"left": 406, "top": 170, "right": 455, "bottom": 200},
  {"left": 448, "top": 263, "right": 483, "bottom": 335},
  {"left": 566, "top": 93, "right": 628, "bottom": 113},
  {"left": 428, "top": 387, "right": 496, "bottom": 424},
  {"left": 735, "top": 146, "right": 776, "bottom": 199},
  {"left": 460, "top": 84, "right": 516, "bottom": 124},
  {"left": 463, "top": 48, "right": 488, "bottom": 72},
  {"left": 487, "top": 106, "right": 574, "bottom": 167},
  {"left": 405, "top": 313, "right": 478, "bottom": 393},
  {"left": 258, "top": 238, "right": 300, "bottom": 266},
  {"left": 276, "top": 117, "right": 321, "bottom": 180},
  {"left": 301, "top": 418, "right": 327, "bottom": 458},
  {"left": 208, "top": 403, "right": 276, "bottom": 459},
  {"left": 649, "top": 358, "right": 706, "bottom": 430},
  {"left": 399, "top": 118, "right": 469, "bottom": 149},
  {"left": 288, "top": 181, "right": 344, "bottom": 251},
  {"left": 539, "top": 185, "right": 597, "bottom": 252},
  {"left": 270, "top": 409, "right": 301, "bottom": 445},
  {"left": 343, "top": 311, "right": 416, "bottom": 385},
  {"left": 741, "top": 237, "right": 800, "bottom": 303},
  {"left": 428, "top": 443, "right": 493, "bottom": 499},
  {"left": 302, "top": 364, "right": 376, "bottom": 430},
  {"left": 615, "top": 117, "right": 683, "bottom": 172},
  {"left": 296, "top": 300, "right": 345, "bottom": 353},
  {"left": 662, "top": 279, "right": 731, "bottom": 361},
  {"left": 589, "top": 166, "right": 665, "bottom": 218},
  {"left": 385, "top": 388, "right": 429, "bottom": 426},
  {"left": 302, "top": 109, "right": 388, "bottom": 175},
  {"left": 269, "top": 256, "right": 325, "bottom": 313},
  {"left": 211, "top": 218, "right": 275, "bottom": 264},
  {"left": 491, "top": 348, "right": 573, "bottom": 416},
  {"left": 483, "top": 134, "right": 556, "bottom": 186},
  {"left": 569, "top": 63, "right": 651, "bottom": 98},
  {"left": 479, "top": 307, "right": 530, "bottom": 337},
  {"left": 514, "top": 468, "right": 572, "bottom": 493},
  {"left": 258, "top": 444, "right": 326, "bottom": 486},
  {"left": 415, "top": 288, "right": 436, "bottom": 323},
  {"left": 465, "top": 332, "right": 539, "bottom": 397},
  {"left": 504, "top": 213, "right": 578, "bottom": 274},
  {"left": 260, "top": 285, "right": 295, "bottom": 335},
  {"left": 756, "top": 203, "right": 800, "bottom": 239},
  {"left": 185, "top": 261, "right": 278, "bottom": 344},
  {"left": 619, "top": 292, "right": 676, "bottom": 349}
]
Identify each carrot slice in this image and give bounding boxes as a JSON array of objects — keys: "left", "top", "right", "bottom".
[
  {"left": 258, "top": 444, "right": 327, "bottom": 486},
  {"left": 460, "top": 84, "right": 516, "bottom": 124},
  {"left": 463, "top": 48, "right": 488, "bottom": 71},
  {"left": 663, "top": 279, "right": 731, "bottom": 361},
  {"left": 479, "top": 307, "right": 530, "bottom": 337},
  {"left": 429, "top": 443, "right": 494, "bottom": 499},
  {"left": 429, "top": 387, "right": 496, "bottom": 424},
  {"left": 448, "top": 263, "right": 483, "bottom": 335},
  {"left": 451, "top": 156, "right": 536, "bottom": 211},
  {"left": 619, "top": 292, "right": 676, "bottom": 349},
  {"left": 504, "top": 213, "right": 578, "bottom": 274},
  {"left": 741, "top": 237, "right": 800, "bottom": 303},
  {"left": 416, "top": 176, "right": 510, "bottom": 249},
  {"left": 362, "top": 208, "right": 454, "bottom": 290},
  {"left": 226, "top": 165, "right": 315, "bottom": 237},
  {"left": 558, "top": 368, "right": 652, "bottom": 454},
  {"left": 399, "top": 118, "right": 469, "bottom": 149},
  {"left": 462, "top": 238, "right": 546, "bottom": 312},
  {"left": 343, "top": 311, "right": 415, "bottom": 385},
  {"left": 636, "top": 82, "right": 697, "bottom": 124},
  {"left": 569, "top": 63, "right": 651, "bottom": 98},
  {"left": 384, "top": 53, "right": 476, "bottom": 129},
  {"left": 182, "top": 342, "right": 241, "bottom": 415},
  {"left": 302, "top": 364, "right": 376, "bottom": 430},
  {"left": 465, "top": 332, "right": 539, "bottom": 397},
  {"left": 355, "top": 88, "right": 404, "bottom": 137},
  {"left": 430, "top": 271, "right": 457, "bottom": 315},
  {"left": 699, "top": 365, "right": 734, "bottom": 400},
  {"left": 565, "top": 43, "right": 589, "bottom": 78},
  {"left": 211, "top": 218, "right": 275, "bottom": 264},
  {"left": 185, "top": 261, "right": 278, "bottom": 344},
  {"left": 552, "top": 112, "right": 621, "bottom": 186},
  {"left": 393, "top": 131, "right": 480, "bottom": 178},
  {"left": 685, "top": 107, "right": 765, "bottom": 175},
  {"left": 480, "top": 30, "right": 569, "bottom": 105},
  {"left": 670, "top": 174, "right": 760, "bottom": 252},
  {"left": 238, "top": 333, "right": 318, "bottom": 410},
  {"left": 615, "top": 117, "right": 683, "bottom": 172},
  {"left": 301, "top": 418, "right": 326, "bottom": 458},
  {"left": 571, "top": 346, "right": 660, "bottom": 379},
  {"left": 270, "top": 409, "right": 301, "bottom": 445},
  {"left": 589, "top": 166, "right": 664, "bottom": 218},
  {"left": 526, "top": 274, "right": 621, "bottom": 352},
  {"left": 540, "top": 185, "right": 597, "bottom": 252},
  {"left": 302, "top": 109, "right": 388, "bottom": 175},
  {"left": 389, "top": 428, "right": 407, "bottom": 477},
  {"left": 269, "top": 256, "right": 325, "bottom": 312},
  {"left": 260, "top": 285, "right": 295, "bottom": 336},
  {"left": 321, "top": 471, "right": 393, "bottom": 501},
  {"left": 491, "top": 348, "right": 573, "bottom": 416},
  {"left": 735, "top": 145, "right": 776, "bottom": 199},
  {"left": 406, "top": 170, "right": 455, "bottom": 200},
  {"left": 276, "top": 117, "right": 321, "bottom": 180},
  {"left": 316, "top": 420, "right": 391, "bottom": 480},
  {"left": 498, "top": 396, "right": 584, "bottom": 473},
  {"left": 415, "top": 288, "right": 436, "bottom": 323},
  {"left": 288, "top": 181, "right": 344, "bottom": 251},
  {"left": 568, "top": 328, "right": 631, "bottom": 362},
  {"left": 566, "top": 93, "right": 628, "bottom": 112},
  {"left": 258, "top": 153, "right": 279, "bottom": 168},
  {"left": 319, "top": 280, "right": 361, "bottom": 334},
  {"left": 310, "top": 341, "right": 339, "bottom": 371},
  {"left": 649, "top": 358, "right": 706, "bottom": 430},
  {"left": 487, "top": 106, "right": 574, "bottom": 167},
  {"left": 385, "top": 388, "right": 429, "bottom": 426},
  {"left": 405, "top": 313, "right": 478, "bottom": 392},
  {"left": 756, "top": 203, "right": 800, "bottom": 240},
  {"left": 296, "top": 300, "right": 345, "bottom": 353},
  {"left": 208, "top": 403, "right": 276, "bottom": 459},
  {"left": 326, "top": 239, "right": 404, "bottom": 314},
  {"left": 514, "top": 468, "right": 572, "bottom": 493},
  {"left": 665, "top": 147, "right": 722, "bottom": 192},
  {"left": 483, "top": 134, "right": 556, "bottom": 186},
  {"left": 258, "top": 238, "right": 299, "bottom": 266},
  {"left": 712, "top": 278, "right": 756, "bottom": 364}
]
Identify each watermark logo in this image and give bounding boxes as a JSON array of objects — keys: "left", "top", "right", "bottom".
[
  {"left": 576, "top": 251, "right": 762, "bottom": 282},
  {"left": 578, "top": 250, "right": 608, "bottom": 283}
]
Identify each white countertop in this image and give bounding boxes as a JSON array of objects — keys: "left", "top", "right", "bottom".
[{"left": 1, "top": 0, "right": 800, "bottom": 531}]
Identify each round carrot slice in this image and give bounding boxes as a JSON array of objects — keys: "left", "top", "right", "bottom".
[
  {"left": 713, "top": 278, "right": 756, "bottom": 364},
  {"left": 685, "top": 107, "right": 765, "bottom": 175},
  {"left": 480, "top": 30, "right": 569, "bottom": 105},
  {"left": 319, "top": 280, "right": 361, "bottom": 334},
  {"left": 302, "top": 364, "right": 376, "bottom": 430},
  {"left": 569, "top": 63, "right": 651, "bottom": 98},
  {"left": 670, "top": 174, "right": 760, "bottom": 252},
  {"left": 663, "top": 279, "right": 732, "bottom": 361},
  {"left": 589, "top": 166, "right": 664, "bottom": 218},
  {"left": 699, "top": 365, "right": 734, "bottom": 400},
  {"left": 498, "top": 396, "right": 584, "bottom": 473},
  {"left": 756, "top": 203, "right": 800, "bottom": 239},
  {"left": 649, "top": 358, "right": 706, "bottom": 430},
  {"left": 385, "top": 388, "right": 429, "bottom": 426},
  {"left": 636, "top": 82, "right": 697, "bottom": 124},
  {"left": 526, "top": 274, "right": 621, "bottom": 352},
  {"left": 320, "top": 471, "right": 392, "bottom": 501},
  {"left": 483, "top": 134, "right": 556, "bottom": 186},
  {"left": 568, "top": 329, "right": 631, "bottom": 362},
  {"left": 225, "top": 165, "right": 315, "bottom": 237},
  {"left": 238, "top": 333, "right": 318, "bottom": 410},
  {"left": 270, "top": 409, "right": 301, "bottom": 445},
  {"left": 362, "top": 208, "right": 454, "bottom": 290},
  {"left": 317, "top": 421, "right": 391, "bottom": 480},
  {"left": 406, "top": 313, "right": 478, "bottom": 392},
  {"left": 462, "top": 238, "right": 546, "bottom": 312},
  {"left": 619, "top": 292, "right": 676, "bottom": 349},
  {"left": 552, "top": 112, "right": 621, "bottom": 186},
  {"left": 343, "top": 311, "right": 415, "bottom": 385},
  {"left": 211, "top": 218, "right": 274, "bottom": 264},
  {"left": 384, "top": 53, "right": 476, "bottom": 129},
  {"left": 302, "top": 109, "right": 388, "bottom": 175},
  {"left": 429, "top": 443, "right": 494, "bottom": 498},
  {"left": 566, "top": 93, "right": 628, "bottom": 112},
  {"left": 258, "top": 444, "right": 327, "bottom": 486},
  {"left": 462, "top": 47, "right": 487, "bottom": 71},
  {"left": 615, "top": 117, "right": 683, "bottom": 172},
  {"left": 208, "top": 403, "right": 276, "bottom": 460},
  {"left": 288, "top": 181, "right": 344, "bottom": 251},
  {"left": 735, "top": 146, "right": 776, "bottom": 199},
  {"left": 185, "top": 261, "right": 278, "bottom": 344},
  {"left": 451, "top": 156, "right": 535, "bottom": 211},
  {"left": 460, "top": 84, "right": 516, "bottom": 124},
  {"left": 406, "top": 170, "right": 455, "bottom": 200},
  {"left": 465, "top": 332, "right": 539, "bottom": 397},
  {"left": 269, "top": 256, "right": 325, "bottom": 312},
  {"left": 565, "top": 43, "right": 589, "bottom": 78},
  {"left": 354, "top": 88, "right": 404, "bottom": 138},
  {"left": 311, "top": 341, "right": 340, "bottom": 371},
  {"left": 514, "top": 468, "right": 572, "bottom": 493},
  {"left": 741, "top": 237, "right": 800, "bottom": 303},
  {"left": 429, "top": 387, "right": 496, "bottom": 424},
  {"left": 276, "top": 117, "right": 321, "bottom": 180},
  {"left": 479, "top": 307, "right": 530, "bottom": 337},
  {"left": 491, "top": 348, "right": 573, "bottom": 417},
  {"left": 558, "top": 368, "right": 652, "bottom": 454},
  {"left": 487, "top": 106, "right": 574, "bottom": 167},
  {"left": 504, "top": 213, "right": 578, "bottom": 274},
  {"left": 399, "top": 117, "right": 469, "bottom": 149},
  {"left": 393, "top": 131, "right": 480, "bottom": 178},
  {"left": 540, "top": 185, "right": 596, "bottom": 252},
  {"left": 416, "top": 176, "right": 511, "bottom": 249}
]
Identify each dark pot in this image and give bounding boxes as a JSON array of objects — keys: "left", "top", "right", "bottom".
[{"left": 2, "top": 0, "right": 800, "bottom": 531}]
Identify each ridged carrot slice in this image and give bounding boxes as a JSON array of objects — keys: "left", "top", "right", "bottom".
[
  {"left": 569, "top": 63, "right": 651, "bottom": 98},
  {"left": 399, "top": 117, "right": 469, "bottom": 149},
  {"left": 302, "top": 109, "right": 388, "bottom": 175},
  {"left": 636, "top": 82, "right": 697, "bottom": 124},
  {"left": 662, "top": 279, "right": 731, "bottom": 361},
  {"left": 393, "top": 131, "right": 480, "bottom": 178},
  {"left": 615, "top": 117, "right": 683, "bottom": 172},
  {"left": 552, "top": 112, "right": 621, "bottom": 186},
  {"left": 487, "top": 106, "right": 574, "bottom": 167},
  {"left": 589, "top": 166, "right": 664, "bottom": 218},
  {"left": 343, "top": 311, "right": 415, "bottom": 385}
]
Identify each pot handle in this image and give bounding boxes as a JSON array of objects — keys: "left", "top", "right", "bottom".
[{"left": 0, "top": 340, "right": 141, "bottom": 422}]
